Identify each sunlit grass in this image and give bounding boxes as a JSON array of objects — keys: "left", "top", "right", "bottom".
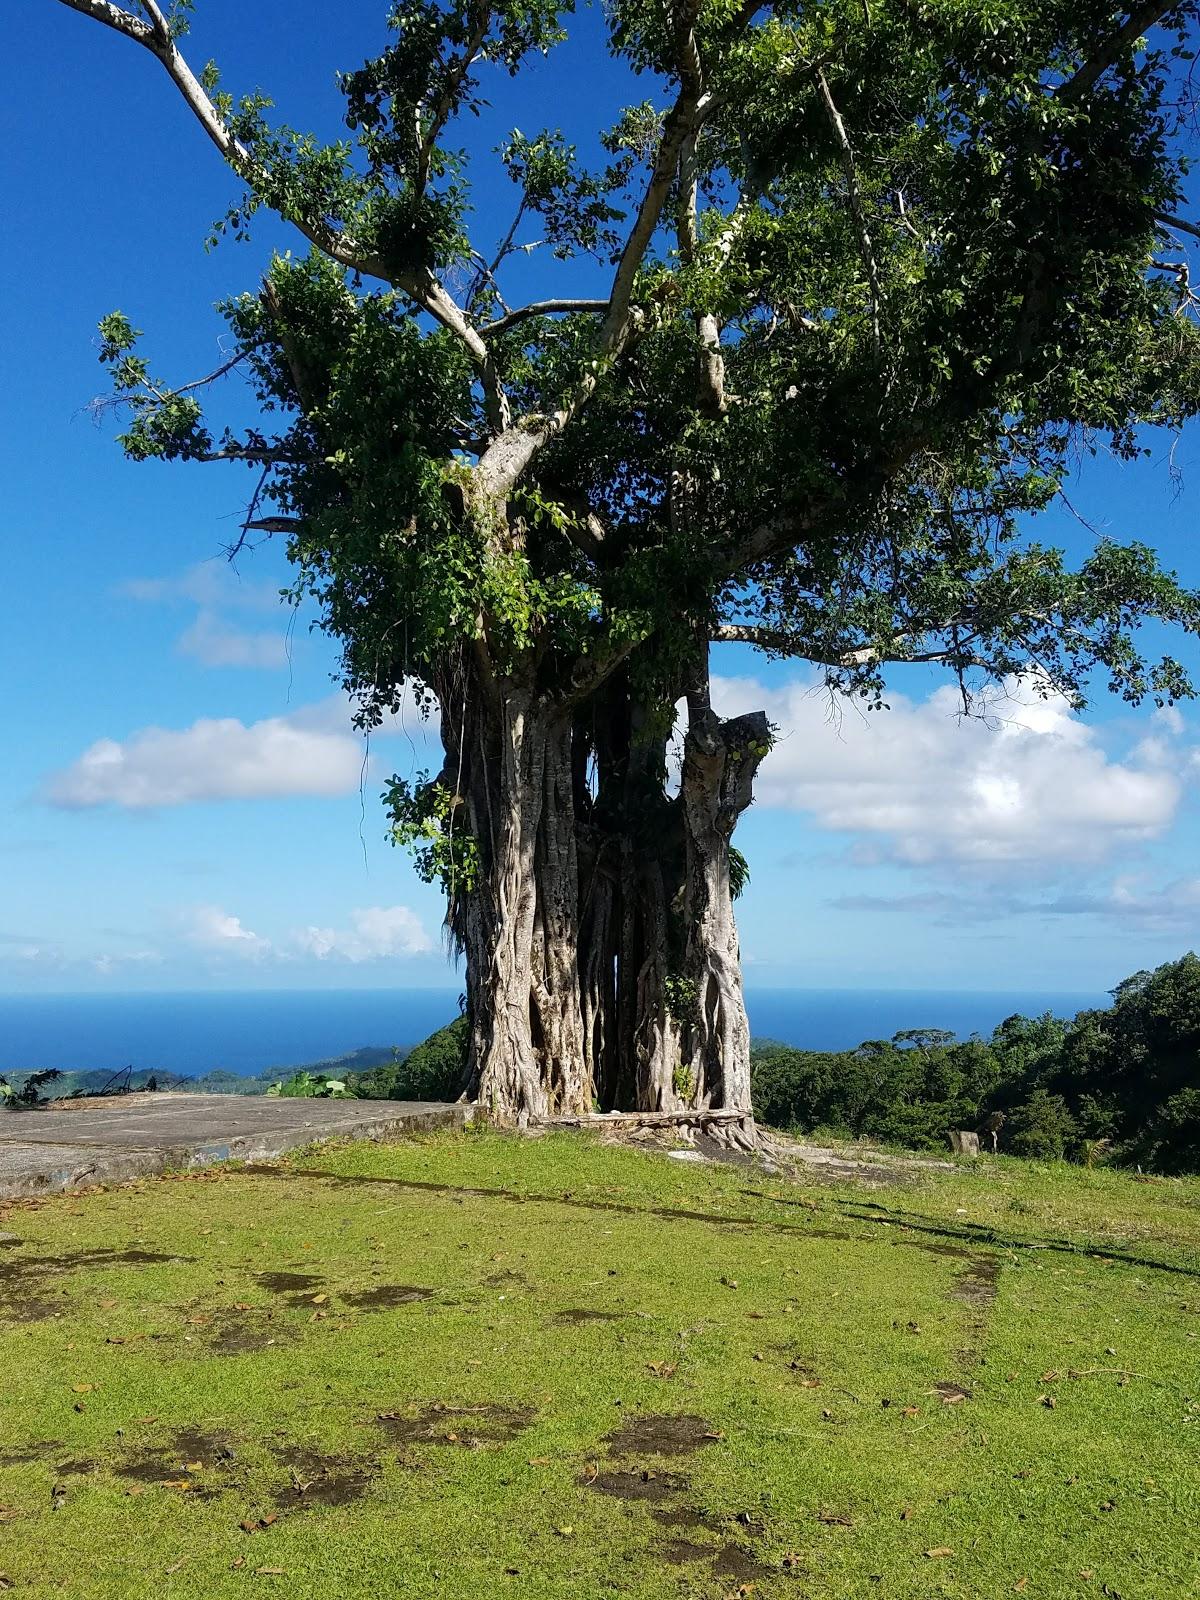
[{"left": 1, "top": 1130, "right": 1198, "bottom": 1598}]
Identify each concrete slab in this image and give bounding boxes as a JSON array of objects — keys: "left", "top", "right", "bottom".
[{"left": 0, "top": 1093, "right": 468, "bottom": 1199}]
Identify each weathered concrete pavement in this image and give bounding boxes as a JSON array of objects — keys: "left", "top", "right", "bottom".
[{"left": 0, "top": 1093, "right": 467, "bottom": 1199}]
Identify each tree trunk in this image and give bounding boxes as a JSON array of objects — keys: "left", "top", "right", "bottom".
[
  {"left": 432, "top": 652, "right": 767, "bottom": 1131},
  {"left": 448, "top": 665, "right": 590, "bottom": 1121},
  {"left": 633, "top": 691, "right": 769, "bottom": 1124}
]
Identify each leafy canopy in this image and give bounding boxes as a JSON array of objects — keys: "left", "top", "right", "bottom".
[{"left": 76, "top": 0, "right": 1200, "bottom": 728}]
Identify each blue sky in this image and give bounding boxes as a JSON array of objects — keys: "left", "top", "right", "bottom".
[{"left": 3, "top": 1, "right": 1200, "bottom": 998}]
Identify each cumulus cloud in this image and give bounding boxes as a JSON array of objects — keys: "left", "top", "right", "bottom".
[
  {"left": 829, "top": 873, "right": 1200, "bottom": 931},
  {"left": 295, "top": 905, "right": 432, "bottom": 962},
  {"left": 180, "top": 903, "right": 430, "bottom": 965},
  {"left": 1043, "top": 874, "right": 1200, "bottom": 928},
  {"left": 177, "top": 611, "right": 289, "bottom": 670},
  {"left": 46, "top": 703, "right": 368, "bottom": 809},
  {"left": 184, "top": 905, "right": 273, "bottom": 959},
  {"left": 119, "top": 562, "right": 283, "bottom": 613},
  {"left": 91, "top": 950, "right": 163, "bottom": 975},
  {"left": 45, "top": 687, "right": 444, "bottom": 811},
  {"left": 711, "top": 674, "right": 1187, "bottom": 865}
]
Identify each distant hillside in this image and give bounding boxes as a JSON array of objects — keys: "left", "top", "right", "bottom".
[
  {"left": 1, "top": 1044, "right": 413, "bottom": 1103},
  {"left": 261, "top": 1045, "right": 406, "bottom": 1079}
]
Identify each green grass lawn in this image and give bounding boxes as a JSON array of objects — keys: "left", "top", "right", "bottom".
[{"left": 2, "top": 1130, "right": 1199, "bottom": 1599}]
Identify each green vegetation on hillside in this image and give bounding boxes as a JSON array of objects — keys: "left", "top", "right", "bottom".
[
  {"left": 346, "top": 1017, "right": 469, "bottom": 1103},
  {"left": 751, "top": 953, "right": 1200, "bottom": 1173},
  {"left": 1, "top": 1130, "right": 1197, "bottom": 1598},
  {"left": 7, "top": 953, "right": 1198, "bottom": 1176}
]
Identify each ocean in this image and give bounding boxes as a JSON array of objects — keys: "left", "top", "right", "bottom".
[{"left": 0, "top": 986, "right": 1108, "bottom": 1078}]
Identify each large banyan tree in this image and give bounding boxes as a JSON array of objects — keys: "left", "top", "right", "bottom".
[{"left": 60, "top": 0, "right": 1200, "bottom": 1126}]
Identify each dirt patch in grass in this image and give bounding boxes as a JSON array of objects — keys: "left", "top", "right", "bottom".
[
  {"left": 955, "top": 1252, "right": 1001, "bottom": 1310},
  {"left": 604, "top": 1414, "right": 719, "bottom": 1458},
  {"left": 0, "top": 1247, "right": 193, "bottom": 1287},
  {"left": 201, "top": 1307, "right": 294, "bottom": 1355},
  {"left": 934, "top": 1380, "right": 972, "bottom": 1402},
  {"left": 171, "top": 1428, "right": 238, "bottom": 1465},
  {"left": 652, "top": 1505, "right": 709, "bottom": 1530},
  {"left": 0, "top": 1296, "right": 67, "bottom": 1324},
  {"left": 0, "top": 1444, "right": 64, "bottom": 1468},
  {"left": 482, "top": 1269, "right": 531, "bottom": 1289},
  {"left": 253, "top": 1271, "right": 325, "bottom": 1294},
  {"left": 343, "top": 1284, "right": 433, "bottom": 1310},
  {"left": 714, "top": 1544, "right": 773, "bottom": 1582},
  {"left": 272, "top": 1447, "right": 378, "bottom": 1508},
  {"left": 114, "top": 1454, "right": 186, "bottom": 1485},
  {"left": 115, "top": 1427, "right": 240, "bottom": 1488},
  {"left": 587, "top": 1467, "right": 688, "bottom": 1504},
  {"left": 555, "top": 1308, "right": 622, "bottom": 1324},
  {"left": 952, "top": 1253, "right": 1002, "bottom": 1366},
  {"left": 376, "top": 1401, "right": 534, "bottom": 1448},
  {"left": 659, "top": 1538, "right": 712, "bottom": 1566}
]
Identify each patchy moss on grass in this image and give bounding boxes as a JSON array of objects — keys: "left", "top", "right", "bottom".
[{"left": 0, "top": 1131, "right": 1198, "bottom": 1598}]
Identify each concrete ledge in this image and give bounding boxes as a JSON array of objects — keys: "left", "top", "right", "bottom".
[{"left": 0, "top": 1094, "right": 469, "bottom": 1200}]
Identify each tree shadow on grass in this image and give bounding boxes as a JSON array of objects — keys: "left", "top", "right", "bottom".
[{"left": 242, "top": 1162, "right": 1200, "bottom": 1282}]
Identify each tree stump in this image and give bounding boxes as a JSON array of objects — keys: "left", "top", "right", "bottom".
[{"left": 948, "top": 1130, "right": 980, "bottom": 1157}]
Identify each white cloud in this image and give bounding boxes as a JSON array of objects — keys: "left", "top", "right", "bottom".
[
  {"left": 177, "top": 610, "right": 289, "bottom": 670},
  {"left": 5, "top": 943, "right": 61, "bottom": 966},
  {"left": 46, "top": 702, "right": 368, "bottom": 809},
  {"left": 295, "top": 905, "right": 432, "bottom": 962},
  {"left": 829, "top": 872, "right": 1200, "bottom": 931},
  {"left": 1044, "top": 874, "right": 1200, "bottom": 928},
  {"left": 119, "top": 562, "right": 283, "bottom": 613},
  {"left": 184, "top": 905, "right": 272, "bottom": 959},
  {"left": 92, "top": 950, "right": 163, "bottom": 975},
  {"left": 711, "top": 674, "right": 1187, "bottom": 865}
]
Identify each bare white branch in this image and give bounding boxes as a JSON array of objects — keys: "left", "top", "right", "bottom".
[{"left": 815, "top": 67, "right": 883, "bottom": 355}]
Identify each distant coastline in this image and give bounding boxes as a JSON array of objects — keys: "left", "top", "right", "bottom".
[{"left": 0, "top": 985, "right": 1108, "bottom": 1078}]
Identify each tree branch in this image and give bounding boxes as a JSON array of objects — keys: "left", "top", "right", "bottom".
[
  {"left": 711, "top": 622, "right": 984, "bottom": 669},
  {"left": 243, "top": 516, "right": 302, "bottom": 534},
  {"left": 173, "top": 348, "right": 254, "bottom": 395},
  {"left": 482, "top": 299, "right": 610, "bottom": 338},
  {"left": 814, "top": 67, "right": 883, "bottom": 354},
  {"left": 474, "top": 0, "right": 711, "bottom": 496},
  {"left": 196, "top": 444, "right": 301, "bottom": 464},
  {"left": 1154, "top": 210, "right": 1200, "bottom": 242},
  {"left": 54, "top": 0, "right": 153, "bottom": 44},
  {"left": 56, "top": 0, "right": 392, "bottom": 274},
  {"left": 1057, "top": 0, "right": 1179, "bottom": 101},
  {"left": 417, "top": 0, "right": 491, "bottom": 191},
  {"left": 676, "top": 127, "right": 726, "bottom": 414},
  {"left": 54, "top": 0, "right": 497, "bottom": 403}
]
